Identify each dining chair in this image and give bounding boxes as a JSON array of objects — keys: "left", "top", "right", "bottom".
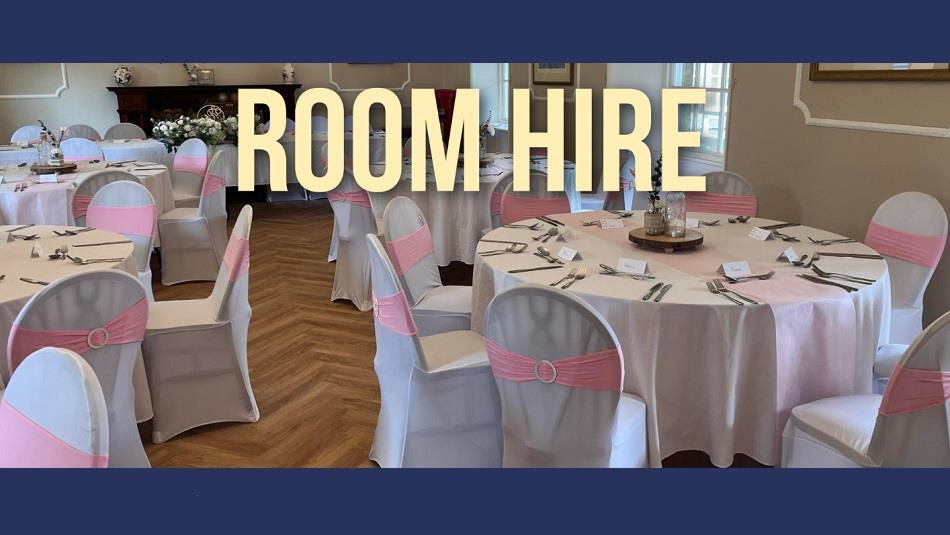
[
  {"left": 171, "top": 137, "right": 209, "bottom": 208},
  {"left": 7, "top": 270, "right": 150, "bottom": 467},
  {"left": 686, "top": 171, "right": 758, "bottom": 217},
  {"left": 866, "top": 192, "right": 947, "bottom": 348},
  {"left": 72, "top": 169, "right": 140, "bottom": 227},
  {"left": 63, "top": 124, "right": 102, "bottom": 141},
  {"left": 0, "top": 347, "right": 110, "bottom": 468},
  {"left": 87, "top": 181, "right": 158, "bottom": 301},
  {"left": 488, "top": 171, "right": 513, "bottom": 230},
  {"left": 104, "top": 122, "right": 147, "bottom": 140},
  {"left": 499, "top": 171, "right": 571, "bottom": 225},
  {"left": 144, "top": 205, "right": 259, "bottom": 443},
  {"left": 311, "top": 116, "right": 329, "bottom": 133},
  {"left": 263, "top": 117, "right": 295, "bottom": 135},
  {"left": 61, "top": 138, "right": 105, "bottom": 163},
  {"left": 263, "top": 118, "right": 308, "bottom": 202},
  {"left": 10, "top": 124, "right": 42, "bottom": 144},
  {"left": 366, "top": 234, "right": 502, "bottom": 468},
  {"left": 782, "top": 309, "right": 950, "bottom": 467},
  {"left": 382, "top": 196, "right": 472, "bottom": 336},
  {"left": 158, "top": 150, "right": 228, "bottom": 284},
  {"left": 483, "top": 284, "right": 648, "bottom": 467},
  {"left": 327, "top": 167, "right": 377, "bottom": 311}
]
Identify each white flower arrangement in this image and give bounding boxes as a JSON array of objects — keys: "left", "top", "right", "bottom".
[
  {"left": 480, "top": 111, "right": 496, "bottom": 138},
  {"left": 151, "top": 114, "right": 258, "bottom": 152}
]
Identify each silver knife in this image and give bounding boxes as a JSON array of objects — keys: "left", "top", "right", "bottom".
[
  {"left": 653, "top": 283, "right": 673, "bottom": 302},
  {"left": 72, "top": 240, "right": 132, "bottom": 247},
  {"left": 642, "top": 282, "right": 663, "bottom": 300}
]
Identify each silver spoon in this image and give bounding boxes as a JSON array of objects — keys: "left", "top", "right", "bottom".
[
  {"left": 540, "top": 228, "right": 559, "bottom": 243},
  {"left": 536, "top": 246, "right": 564, "bottom": 264}
]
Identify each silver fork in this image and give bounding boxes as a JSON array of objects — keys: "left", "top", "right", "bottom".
[
  {"left": 562, "top": 267, "right": 587, "bottom": 289},
  {"left": 707, "top": 281, "right": 743, "bottom": 305},
  {"left": 550, "top": 267, "right": 578, "bottom": 287},
  {"left": 811, "top": 264, "right": 874, "bottom": 284},
  {"left": 714, "top": 279, "right": 759, "bottom": 304}
]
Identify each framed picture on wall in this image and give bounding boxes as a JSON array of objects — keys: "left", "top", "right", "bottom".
[
  {"left": 532, "top": 63, "right": 574, "bottom": 85},
  {"left": 197, "top": 69, "right": 215, "bottom": 85}
]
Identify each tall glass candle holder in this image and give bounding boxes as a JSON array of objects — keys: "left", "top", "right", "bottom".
[{"left": 665, "top": 191, "right": 687, "bottom": 238}]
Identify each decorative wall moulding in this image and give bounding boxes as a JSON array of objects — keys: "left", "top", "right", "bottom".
[
  {"left": 793, "top": 63, "right": 950, "bottom": 139},
  {"left": 0, "top": 63, "right": 69, "bottom": 99},
  {"left": 328, "top": 63, "right": 412, "bottom": 92}
]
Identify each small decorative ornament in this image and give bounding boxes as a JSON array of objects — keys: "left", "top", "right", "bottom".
[
  {"left": 644, "top": 156, "right": 667, "bottom": 236},
  {"left": 183, "top": 63, "right": 200, "bottom": 85},
  {"left": 113, "top": 65, "right": 133, "bottom": 86},
  {"left": 281, "top": 63, "right": 295, "bottom": 84}
]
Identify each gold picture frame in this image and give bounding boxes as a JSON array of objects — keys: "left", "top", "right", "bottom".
[
  {"left": 197, "top": 69, "right": 215, "bottom": 85},
  {"left": 809, "top": 63, "right": 950, "bottom": 81},
  {"left": 532, "top": 63, "right": 574, "bottom": 85}
]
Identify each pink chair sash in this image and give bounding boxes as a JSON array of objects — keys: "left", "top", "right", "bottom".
[
  {"left": 0, "top": 400, "right": 108, "bottom": 468},
  {"left": 490, "top": 192, "right": 503, "bottom": 217},
  {"left": 64, "top": 155, "right": 102, "bottom": 163},
  {"left": 385, "top": 223, "right": 435, "bottom": 276},
  {"left": 686, "top": 191, "right": 758, "bottom": 217},
  {"left": 879, "top": 363, "right": 950, "bottom": 416},
  {"left": 174, "top": 154, "right": 208, "bottom": 176},
  {"left": 87, "top": 204, "right": 158, "bottom": 238},
  {"left": 485, "top": 339, "right": 623, "bottom": 392},
  {"left": 327, "top": 189, "right": 372, "bottom": 208},
  {"left": 73, "top": 194, "right": 93, "bottom": 219},
  {"left": 500, "top": 194, "right": 571, "bottom": 225},
  {"left": 8, "top": 298, "right": 149, "bottom": 373},
  {"left": 223, "top": 235, "right": 251, "bottom": 282},
  {"left": 371, "top": 291, "right": 417, "bottom": 336},
  {"left": 201, "top": 173, "right": 226, "bottom": 198},
  {"left": 865, "top": 222, "right": 946, "bottom": 268}
]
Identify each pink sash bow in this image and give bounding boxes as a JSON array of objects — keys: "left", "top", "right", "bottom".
[
  {"left": 87, "top": 204, "right": 158, "bottom": 238},
  {"left": 686, "top": 191, "right": 758, "bottom": 217},
  {"left": 490, "top": 192, "right": 503, "bottom": 217},
  {"left": 500, "top": 194, "right": 571, "bottom": 225},
  {"left": 865, "top": 222, "right": 946, "bottom": 268},
  {"left": 326, "top": 189, "right": 372, "bottom": 208},
  {"left": 63, "top": 155, "right": 101, "bottom": 163},
  {"left": 485, "top": 339, "right": 623, "bottom": 392},
  {"left": 174, "top": 154, "right": 208, "bottom": 176},
  {"left": 385, "top": 224, "right": 435, "bottom": 276},
  {"left": 201, "top": 173, "right": 226, "bottom": 198},
  {"left": 8, "top": 298, "right": 149, "bottom": 373},
  {"left": 879, "top": 364, "right": 950, "bottom": 416},
  {"left": 0, "top": 400, "right": 108, "bottom": 468},
  {"left": 372, "top": 291, "right": 418, "bottom": 336},
  {"left": 223, "top": 235, "right": 250, "bottom": 282},
  {"left": 73, "top": 194, "right": 93, "bottom": 219}
]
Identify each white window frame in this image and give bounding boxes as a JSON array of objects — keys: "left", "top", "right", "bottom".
[{"left": 665, "top": 63, "right": 731, "bottom": 163}]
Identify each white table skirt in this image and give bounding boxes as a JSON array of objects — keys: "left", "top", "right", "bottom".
[
  {"left": 0, "top": 139, "right": 167, "bottom": 167},
  {"left": 0, "top": 162, "right": 174, "bottom": 227},
  {"left": 472, "top": 211, "right": 890, "bottom": 467}
]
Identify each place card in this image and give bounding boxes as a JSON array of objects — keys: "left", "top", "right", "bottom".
[
  {"left": 600, "top": 219, "right": 624, "bottom": 229},
  {"left": 557, "top": 246, "right": 581, "bottom": 262},
  {"left": 718, "top": 260, "right": 752, "bottom": 278},
  {"left": 617, "top": 257, "right": 649, "bottom": 275},
  {"left": 685, "top": 218, "right": 700, "bottom": 229},
  {"left": 38, "top": 173, "right": 58, "bottom": 183},
  {"left": 777, "top": 247, "right": 801, "bottom": 263},
  {"left": 748, "top": 227, "right": 773, "bottom": 241},
  {"left": 556, "top": 228, "right": 576, "bottom": 241},
  {"left": 30, "top": 244, "right": 44, "bottom": 259}
]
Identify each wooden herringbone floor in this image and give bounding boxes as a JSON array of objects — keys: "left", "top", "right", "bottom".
[{"left": 145, "top": 200, "right": 380, "bottom": 467}]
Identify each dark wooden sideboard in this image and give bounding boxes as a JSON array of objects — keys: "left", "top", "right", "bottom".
[{"left": 107, "top": 84, "right": 301, "bottom": 131}]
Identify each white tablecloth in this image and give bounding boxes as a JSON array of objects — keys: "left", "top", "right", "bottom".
[
  {"left": 0, "top": 225, "right": 137, "bottom": 381},
  {"left": 472, "top": 211, "right": 890, "bottom": 467},
  {"left": 0, "top": 139, "right": 167, "bottom": 167},
  {"left": 0, "top": 161, "right": 174, "bottom": 226},
  {"left": 251, "top": 134, "right": 387, "bottom": 187}
]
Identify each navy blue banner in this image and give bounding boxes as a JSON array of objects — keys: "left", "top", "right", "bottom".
[{"left": 3, "top": 0, "right": 950, "bottom": 60}]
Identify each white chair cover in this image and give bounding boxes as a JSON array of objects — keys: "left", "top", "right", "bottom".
[
  {"left": 171, "top": 138, "right": 209, "bottom": 208},
  {"left": 782, "top": 310, "right": 950, "bottom": 467},
  {"left": 6, "top": 270, "right": 150, "bottom": 467},
  {"left": 158, "top": 150, "right": 229, "bottom": 285},
  {"left": 328, "top": 168, "right": 377, "bottom": 311},
  {"left": 0, "top": 348, "right": 110, "bottom": 468},
  {"left": 382, "top": 196, "right": 471, "bottom": 336},
  {"left": 868, "top": 192, "right": 947, "bottom": 345},
  {"left": 499, "top": 171, "right": 571, "bottom": 225},
  {"left": 488, "top": 172, "right": 513, "bottom": 230},
  {"left": 61, "top": 138, "right": 105, "bottom": 163},
  {"left": 703, "top": 170, "right": 755, "bottom": 196},
  {"left": 483, "top": 284, "right": 648, "bottom": 467},
  {"left": 263, "top": 117, "right": 295, "bottom": 134},
  {"left": 10, "top": 124, "right": 42, "bottom": 144},
  {"left": 104, "top": 123, "right": 147, "bottom": 140},
  {"left": 144, "top": 205, "right": 259, "bottom": 443},
  {"left": 88, "top": 181, "right": 157, "bottom": 301},
  {"left": 366, "top": 234, "right": 502, "bottom": 467},
  {"left": 311, "top": 116, "right": 329, "bottom": 133},
  {"left": 603, "top": 153, "right": 636, "bottom": 211},
  {"left": 72, "top": 169, "right": 140, "bottom": 227},
  {"left": 63, "top": 124, "right": 102, "bottom": 141}
]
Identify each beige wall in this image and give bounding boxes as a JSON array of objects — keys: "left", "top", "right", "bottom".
[
  {"left": 0, "top": 63, "right": 470, "bottom": 140},
  {"left": 727, "top": 63, "right": 950, "bottom": 323}
]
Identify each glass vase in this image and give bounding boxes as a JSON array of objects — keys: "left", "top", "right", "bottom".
[{"left": 664, "top": 191, "right": 687, "bottom": 238}]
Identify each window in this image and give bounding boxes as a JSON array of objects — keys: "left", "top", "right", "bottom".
[
  {"left": 667, "top": 63, "right": 731, "bottom": 160},
  {"left": 471, "top": 63, "right": 509, "bottom": 128}
]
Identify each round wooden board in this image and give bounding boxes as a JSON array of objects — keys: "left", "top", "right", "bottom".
[
  {"left": 629, "top": 227, "right": 704, "bottom": 253},
  {"left": 30, "top": 162, "right": 78, "bottom": 174}
]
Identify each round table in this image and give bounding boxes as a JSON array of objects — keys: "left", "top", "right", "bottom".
[
  {"left": 0, "top": 139, "right": 167, "bottom": 167},
  {"left": 0, "top": 161, "right": 174, "bottom": 226},
  {"left": 472, "top": 210, "right": 891, "bottom": 467}
]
